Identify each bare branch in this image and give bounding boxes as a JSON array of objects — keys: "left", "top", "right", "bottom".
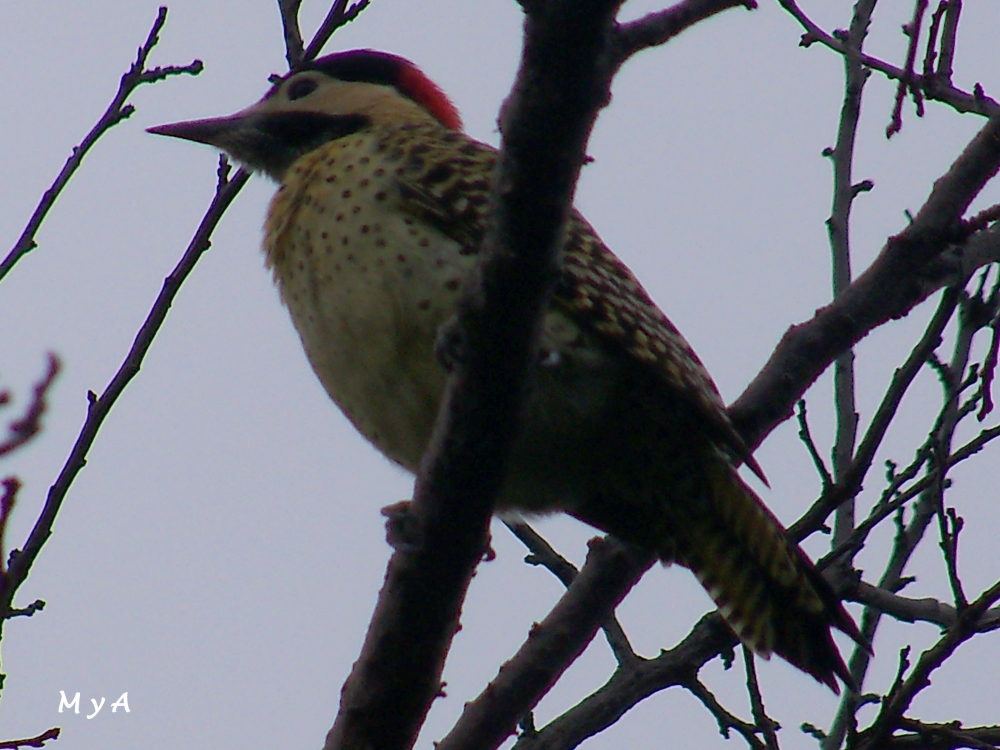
[
  {"left": 935, "top": 0, "right": 962, "bottom": 84},
  {"left": 325, "top": 2, "right": 629, "bottom": 747},
  {"left": 0, "top": 7, "right": 202, "bottom": 283},
  {"left": 950, "top": 421, "right": 1000, "bottom": 463},
  {"left": 850, "top": 581, "right": 1000, "bottom": 632},
  {"left": 825, "top": 287, "right": 995, "bottom": 749},
  {"left": 858, "top": 580, "right": 1000, "bottom": 750},
  {"left": 893, "top": 718, "right": 1000, "bottom": 749},
  {"left": 817, "top": 414, "right": 1000, "bottom": 571},
  {"left": 301, "top": 0, "right": 371, "bottom": 65},
  {"left": 0, "top": 355, "right": 60, "bottom": 458},
  {"left": 826, "top": 0, "right": 875, "bottom": 548},
  {"left": 688, "top": 674, "right": 766, "bottom": 750},
  {"left": 277, "top": 0, "right": 305, "bottom": 67},
  {"left": 743, "top": 648, "right": 781, "bottom": 750},
  {"left": 796, "top": 399, "right": 833, "bottom": 493},
  {"left": 0, "top": 161, "right": 248, "bottom": 627},
  {"left": 508, "top": 612, "right": 739, "bottom": 750},
  {"left": 936, "top": 500, "right": 968, "bottom": 609},
  {"left": 975, "top": 272, "right": 1000, "bottom": 421},
  {"left": 3, "top": 599, "right": 45, "bottom": 619},
  {"left": 613, "top": 0, "right": 756, "bottom": 64},
  {"left": 0, "top": 478, "right": 20, "bottom": 575},
  {"left": 503, "top": 520, "right": 638, "bottom": 666},
  {"left": 730, "top": 109, "right": 1000, "bottom": 452},
  {"left": 887, "top": 0, "right": 929, "bottom": 138},
  {"left": 504, "top": 519, "right": 579, "bottom": 587},
  {"left": 776, "top": 0, "right": 997, "bottom": 117},
  {"left": 922, "top": 2, "right": 947, "bottom": 80},
  {"left": 437, "top": 540, "right": 654, "bottom": 750},
  {"left": 787, "top": 286, "right": 958, "bottom": 545},
  {"left": 0, "top": 728, "right": 60, "bottom": 750}
]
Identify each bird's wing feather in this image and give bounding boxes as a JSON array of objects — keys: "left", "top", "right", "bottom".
[{"left": 393, "top": 127, "right": 764, "bottom": 481}]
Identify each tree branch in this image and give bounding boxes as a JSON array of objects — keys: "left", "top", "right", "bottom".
[
  {"left": 613, "top": 0, "right": 755, "bottom": 64},
  {"left": 688, "top": 674, "right": 766, "bottom": 750},
  {"left": 277, "top": 0, "right": 305, "bottom": 67},
  {"left": 0, "top": 7, "right": 202, "bottom": 283},
  {"left": 788, "top": 286, "right": 960, "bottom": 546},
  {"left": 893, "top": 718, "right": 1000, "bottom": 749},
  {"left": 503, "top": 520, "right": 639, "bottom": 666},
  {"left": 0, "top": 160, "right": 248, "bottom": 629},
  {"left": 0, "top": 728, "right": 60, "bottom": 750},
  {"left": 324, "top": 2, "right": 628, "bottom": 748},
  {"left": 743, "top": 648, "right": 780, "bottom": 750},
  {"left": 827, "top": 0, "right": 875, "bottom": 549},
  {"left": 858, "top": 579, "right": 1000, "bottom": 750},
  {"left": 776, "top": 0, "right": 996, "bottom": 117},
  {"left": 301, "top": 0, "right": 371, "bottom": 65},
  {"left": 0, "top": 355, "right": 60, "bottom": 459},
  {"left": 730, "top": 109, "right": 1000, "bottom": 450},
  {"left": 436, "top": 539, "right": 654, "bottom": 750},
  {"left": 850, "top": 581, "right": 1000, "bottom": 632},
  {"left": 887, "top": 0, "right": 929, "bottom": 138},
  {"left": 509, "top": 612, "right": 738, "bottom": 750}
]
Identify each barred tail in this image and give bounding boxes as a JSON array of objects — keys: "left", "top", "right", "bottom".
[{"left": 677, "top": 460, "right": 866, "bottom": 693}]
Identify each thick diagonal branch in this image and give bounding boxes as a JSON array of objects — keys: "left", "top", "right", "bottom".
[
  {"left": 731, "top": 110, "right": 1000, "bottom": 448},
  {"left": 324, "top": 2, "right": 625, "bottom": 748}
]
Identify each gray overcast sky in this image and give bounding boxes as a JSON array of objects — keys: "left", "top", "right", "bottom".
[{"left": 1, "top": 2, "right": 998, "bottom": 748}]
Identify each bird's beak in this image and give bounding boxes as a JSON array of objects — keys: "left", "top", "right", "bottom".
[
  {"left": 147, "top": 107, "right": 284, "bottom": 178},
  {"left": 147, "top": 111, "right": 253, "bottom": 149},
  {"left": 148, "top": 106, "right": 372, "bottom": 182}
]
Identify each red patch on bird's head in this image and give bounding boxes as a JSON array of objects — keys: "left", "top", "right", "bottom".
[
  {"left": 395, "top": 61, "right": 463, "bottom": 131},
  {"left": 301, "top": 50, "right": 463, "bottom": 131}
]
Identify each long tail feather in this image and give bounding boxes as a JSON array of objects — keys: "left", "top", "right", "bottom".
[{"left": 677, "top": 460, "right": 866, "bottom": 692}]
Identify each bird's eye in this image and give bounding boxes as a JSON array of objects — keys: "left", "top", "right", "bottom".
[{"left": 287, "top": 78, "right": 318, "bottom": 101}]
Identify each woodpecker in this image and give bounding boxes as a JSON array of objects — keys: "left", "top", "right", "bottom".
[{"left": 150, "top": 49, "right": 864, "bottom": 691}]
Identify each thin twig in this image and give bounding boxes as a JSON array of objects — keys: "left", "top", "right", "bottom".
[
  {"left": 613, "top": 0, "right": 755, "bottom": 64},
  {"left": 975, "top": 273, "right": 1000, "bottom": 421},
  {"left": 850, "top": 580, "right": 1000, "bottom": 632},
  {"left": 887, "top": 0, "right": 929, "bottom": 137},
  {"left": 935, "top": 0, "right": 962, "bottom": 84},
  {"left": 819, "top": 416, "right": 1000, "bottom": 572},
  {"left": 895, "top": 718, "right": 1000, "bottom": 749},
  {"left": 0, "top": 355, "right": 60, "bottom": 458},
  {"left": 301, "top": 0, "right": 371, "bottom": 65},
  {"left": 788, "top": 287, "right": 959, "bottom": 546},
  {"left": 858, "top": 579, "right": 1000, "bottom": 750},
  {"left": 277, "top": 0, "right": 305, "bottom": 67},
  {"left": 687, "top": 673, "right": 766, "bottom": 750},
  {"left": 934, "top": 480, "right": 968, "bottom": 609},
  {"left": 0, "top": 161, "right": 248, "bottom": 625},
  {"left": 0, "top": 7, "right": 202, "bottom": 283},
  {"left": 826, "top": 280, "right": 986, "bottom": 750},
  {"left": 436, "top": 540, "right": 655, "bottom": 750},
  {"left": 776, "top": 0, "right": 996, "bottom": 117},
  {"left": 743, "top": 648, "right": 781, "bottom": 750},
  {"left": 0, "top": 478, "right": 20, "bottom": 575},
  {"left": 503, "top": 519, "right": 639, "bottom": 666},
  {"left": 508, "top": 611, "right": 739, "bottom": 750},
  {"left": 0, "top": 728, "right": 60, "bottom": 750},
  {"left": 922, "top": 1, "right": 947, "bottom": 80},
  {"left": 796, "top": 400, "right": 833, "bottom": 492},
  {"left": 827, "top": 0, "right": 875, "bottom": 549}
]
